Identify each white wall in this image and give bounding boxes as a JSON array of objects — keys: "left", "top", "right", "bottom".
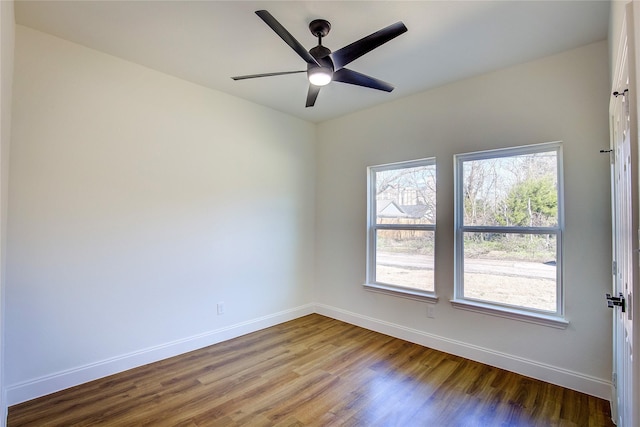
[
  {"left": 315, "top": 41, "right": 612, "bottom": 398},
  {"left": 0, "top": 0, "right": 15, "bottom": 423},
  {"left": 5, "top": 26, "right": 316, "bottom": 403}
]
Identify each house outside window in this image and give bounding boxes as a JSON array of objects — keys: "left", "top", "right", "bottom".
[
  {"left": 366, "top": 158, "right": 437, "bottom": 300},
  {"left": 452, "top": 142, "right": 566, "bottom": 327}
]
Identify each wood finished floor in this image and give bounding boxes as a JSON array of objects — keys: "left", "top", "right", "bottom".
[{"left": 8, "top": 314, "right": 614, "bottom": 426}]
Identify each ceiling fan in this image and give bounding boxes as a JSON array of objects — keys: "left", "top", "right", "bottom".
[{"left": 231, "top": 10, "right": 408, "bottom": 108}]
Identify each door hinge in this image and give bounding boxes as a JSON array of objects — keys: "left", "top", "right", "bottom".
[
  {"left": 606, "top": 292, "right": 626, "bottom": 312},
  {"left": 612, "top": 260, "right": 617, "bottom": 276}
]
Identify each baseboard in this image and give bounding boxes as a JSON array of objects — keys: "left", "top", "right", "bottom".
[
  {"left": 314, "top": 303, "right": 612, "bottom": 400},
  {"left": 5, "top": 304, "right": 315, "bottom": 406},
  {"left": 5, "top": 302, "right": 612, "bottom": 407}
]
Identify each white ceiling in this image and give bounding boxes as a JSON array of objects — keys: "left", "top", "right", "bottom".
[{"left": 15, "top": 1, "right": 610, "bottom": 123}]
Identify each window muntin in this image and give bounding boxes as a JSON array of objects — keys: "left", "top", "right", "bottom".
[
  {"left": 454, "top": 143, "right": 563, "bottom": 317},
  {"left": 367, "top": 159, "right": 436, "bottom": 297}
]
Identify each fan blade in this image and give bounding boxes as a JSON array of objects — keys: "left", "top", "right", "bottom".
[
  {"left": 306, "top": 85, "right": 321, "bottom": 107},
  {"left": 333, "top": 68, "right": 395, "bottom": 92},
  {"left": 255, "top": 10, "right": 319, "bottom": 67},
  {"left": 232, "top": 70, "right": 306, "bottom": 80},
  {"left": 331, "top": 22, "right": 407, "bottom": 70}
]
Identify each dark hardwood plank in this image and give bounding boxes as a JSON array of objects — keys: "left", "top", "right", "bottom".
[{"left": 8, "top": 314, "right": 614, "bottom": 426}]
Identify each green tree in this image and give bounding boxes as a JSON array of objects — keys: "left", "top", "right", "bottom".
[{"left": 498, "top": 178, "right": 557, "bottom": 227}]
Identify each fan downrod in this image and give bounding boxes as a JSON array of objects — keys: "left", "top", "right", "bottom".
[{"left": 309, "top": 19, "right": 331, "bottom": 38}]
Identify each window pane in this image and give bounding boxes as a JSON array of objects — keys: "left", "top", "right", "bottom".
[
  {"left": 462, "top": 232, "right": 556, "bottom": 311},
  {"left": 462, "top": 151, "right": 558, "bottom": 227},
  {"left": 376, "top": 164, "right": 436, "bottom": 225},
  {"left": 376, "top": 229, "right": 434, "bottom": 292}
]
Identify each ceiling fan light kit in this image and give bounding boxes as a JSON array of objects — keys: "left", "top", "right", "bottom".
[
  {"left": 308, "top": 67, "right": 333, "bottom": 86},
  {"left": 231, "top": 10, "right": 407, "bottom": 107}
]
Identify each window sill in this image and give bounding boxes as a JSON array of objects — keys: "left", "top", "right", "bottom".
[
  {"left": 450, "top": 299, "right": 569, "bottom": 329},
  {"left": 364, "top": 283, "right": 438, "bottom": 303}
]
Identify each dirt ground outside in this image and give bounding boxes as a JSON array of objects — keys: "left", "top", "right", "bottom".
[{"left": 376, "top": 252, "right": 556, "bottom": 312}]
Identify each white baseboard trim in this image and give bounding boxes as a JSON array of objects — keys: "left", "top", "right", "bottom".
[
  {"left": 314, "top": 303, "right": 612, "bottom": 400},
  {"left": 5, "top": 304, "right": 315, "bottom": 406},
  {"left": 5, "top": 302, "right": 611, "bottom": 407}
]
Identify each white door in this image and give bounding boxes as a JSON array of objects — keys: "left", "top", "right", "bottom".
[{"left": 610, "top": 10, "right": 636, "bottom": 426}]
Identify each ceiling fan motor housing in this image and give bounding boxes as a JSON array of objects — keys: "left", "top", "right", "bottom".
[
  {"left": 309, "top": 45, "right": 333, "bottom": 67},
  {"left": 307, "top": 45, "right": 333, "bottom": 85}
]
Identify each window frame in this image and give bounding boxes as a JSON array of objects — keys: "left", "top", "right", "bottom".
[
  {"left": 365, "top": 158, "right": 438, "bottom": 302},
  {"left": 452, "top": 142, "right": 568, "bottom": 328}
]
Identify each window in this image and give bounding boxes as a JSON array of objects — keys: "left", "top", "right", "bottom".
[
  {"left": 366, "top": 158, "right": 437, "bottom": 300},
  {"left": 453, "top": 142, "right": 566, "bottom": 327}
]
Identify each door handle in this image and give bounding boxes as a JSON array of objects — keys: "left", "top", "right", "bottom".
[{"left": 606, "top": 293, "right": 626, "bottom": 312}]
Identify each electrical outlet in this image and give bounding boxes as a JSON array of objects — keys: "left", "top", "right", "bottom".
[
  {"left": 426, "top": 305, "right": 435, "bottom": 318},
  {"left": 217, "top": 302, "right": 225, "bottom": 315}
]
